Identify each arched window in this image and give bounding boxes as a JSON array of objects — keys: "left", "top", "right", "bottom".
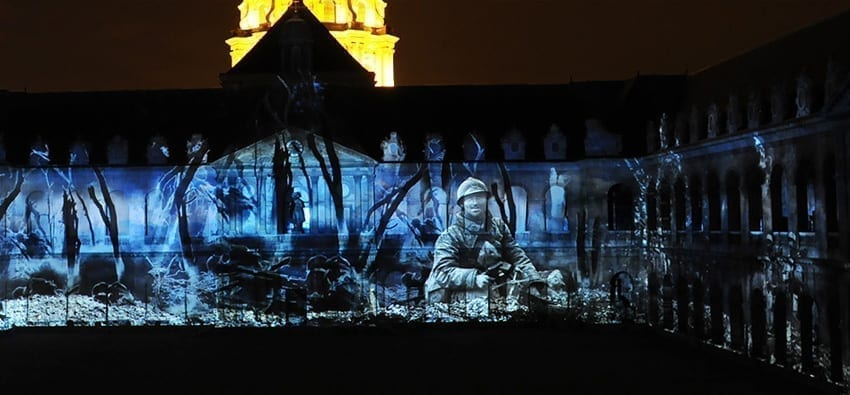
[
  {"left": 690, "top": 175, "right": 703, "bottom": 232},
  {"left": 658, "top": 179, "right": 672, "bottom": 232},
  {"left": 770, "top": 165, "right": 788, "bottom": 232},
  {"left": 646, "top": 187, "right": 657, "bottom": 231},
  {"left": 706, "top": 172, "right": 721, "bottom": 232},
  {"left": 726, "top": 170, "right": 741, "bottom": 232},
  {"left": 796, "top": 159, "right": 815, "bottom": 232},
  {"left": 607, "top": 183, "right": 634, "bottom": 231},
  {"left": 674, "top": 177, "right": 687, "bottom": 231},
  {"left": 747, "top": 164, "right": 764, "bottom": 232},
  {"left": 824, "top": 154, "right": 838, "bottom": 248}
]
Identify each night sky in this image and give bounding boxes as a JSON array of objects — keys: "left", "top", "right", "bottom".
[{"left": 1, "top": 0, "right": 849, "bottom": 92}]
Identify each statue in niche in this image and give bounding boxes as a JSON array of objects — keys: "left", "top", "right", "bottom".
[
  {"left": 658, "top": 113, "right": 670, "bottom": 149},
  {"left": 147, "top": 135, "right": 170, "bottom": 165},
  {"left": 543, "top": 124, "right": 567, "bottom": 160},
  {"left": 747, "top": 89, "right": 762, "bottom": 129},
  {"left": 29, "top": 137, "right": 50, "bottom": 166},
  {"left": 795, "top": 69, "right": 813, "bottom": 117},
  {"left": 726, "top": 94, "right": 741, "bottom": 134},
  {"left": 706, "top": 102, "right": 719, "bottom": 138},
  {"left": 69, "top": 140, "right": 90, "bottom": 165},
  {"left": 380, "top": 131, "right": 405, "bottom": 162},
  {"left": 689, "top": 106, "right": 701, "bottom": 141},
  {"left": 500, "top": 127, "right": 525, "bottom": 160},
  {"left": 546, "top": 168, "right": 570, "bottom": 233},
  {"left": 770, "top": 82, "right": 786, "bottom": 123},
  {"left": 424, "top": 133, "right": 445, "bottom": 162},
  {"left": 824, "top": 57, "right": 844, "bottom": 104},
  {"left": 673, "top": 112, "right": 687, "bottom": 146},
  {"left": 186, "top": 133, "right": 208, "bottom": 163},
  {"left": 106, "top": 135, "right": 128, "bottom": 165}
]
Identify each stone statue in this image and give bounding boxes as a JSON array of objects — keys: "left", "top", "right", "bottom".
[
  {"left": 689, "top": 106, "right": 701, "bottom": 141},
  {"left": 658, "top": 113, "right": 670, "bottom": 149},
  {"left": 380, "top": 131, "right": 405, "bottom": 162},
  {"left": 747, "top": 89, "right": 762, "bottom": 129},
  {"left": 726, "top": 94, "right": 741, "bottom": 134},
  {"left": 824, "top": 57, "right": 844, "bottom": 105},
  {"left": 795, "top": 69, "right": 813, "bottom": 117},
  {"left": 706, "top": 102, "right": 719, "bottom": 138}
]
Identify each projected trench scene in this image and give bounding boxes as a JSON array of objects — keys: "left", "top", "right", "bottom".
[
  {"left": 0, "top": 110, "right": 848, "bottom": 381},
  {"left": 0, "top": 126, "right": 634, "bottom": 326}
]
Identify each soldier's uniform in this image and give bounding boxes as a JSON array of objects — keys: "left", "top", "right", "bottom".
[{"left": 424, "top": 177, "right": 545, "bottom": 304}]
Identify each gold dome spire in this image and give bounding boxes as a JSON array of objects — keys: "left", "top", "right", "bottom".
[{"left": 227, "top": 0, "right": 398, "bottom": 86}]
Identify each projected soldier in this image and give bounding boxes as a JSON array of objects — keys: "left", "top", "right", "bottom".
[{"left": 423, "top": 177, "right": 549, "bottom": 307}]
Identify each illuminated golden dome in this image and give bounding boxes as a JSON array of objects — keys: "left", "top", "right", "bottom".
[{"left": 227, "top": 0, "right": 398, "bottom": 87}]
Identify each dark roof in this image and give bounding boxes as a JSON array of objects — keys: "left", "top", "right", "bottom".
[
  {"left": 684, "top": 8, "right": 850, "bottom": 110},
  {"left": 0, "top": 76, "right": 685, "bottom": 166},
  {"left": 0, "top": 88, "right": 265, "bottom": 165}
]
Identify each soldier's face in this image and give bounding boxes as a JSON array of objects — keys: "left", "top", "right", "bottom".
[{"left": 462, "top": 192, "right": 487, "bottom": 221}]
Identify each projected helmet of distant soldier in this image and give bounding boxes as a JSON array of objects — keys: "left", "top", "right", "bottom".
[{"left": 456, "top": 177, "right": 490, "bottom": 222}]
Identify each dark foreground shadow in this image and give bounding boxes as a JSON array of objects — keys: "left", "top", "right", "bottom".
[{"left": 0, "top": 321, "right": 842, "bottom": 395}]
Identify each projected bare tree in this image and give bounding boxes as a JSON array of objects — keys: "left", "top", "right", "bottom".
[{"left": 87, "top": 168, "right": 124, "bottom": 280}]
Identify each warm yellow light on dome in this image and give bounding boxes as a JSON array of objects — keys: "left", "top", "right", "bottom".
[{"left": 228, "top": 0, "right": 398, "bottom": 87}]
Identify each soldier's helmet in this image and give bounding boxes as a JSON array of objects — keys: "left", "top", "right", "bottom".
[{"left": 456, "top": 177, "right": 489, "bottom": 206}]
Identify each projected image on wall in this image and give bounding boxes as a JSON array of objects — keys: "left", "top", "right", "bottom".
[{"left": 0, "top": 124, "right": 645, "bottom": 327}]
